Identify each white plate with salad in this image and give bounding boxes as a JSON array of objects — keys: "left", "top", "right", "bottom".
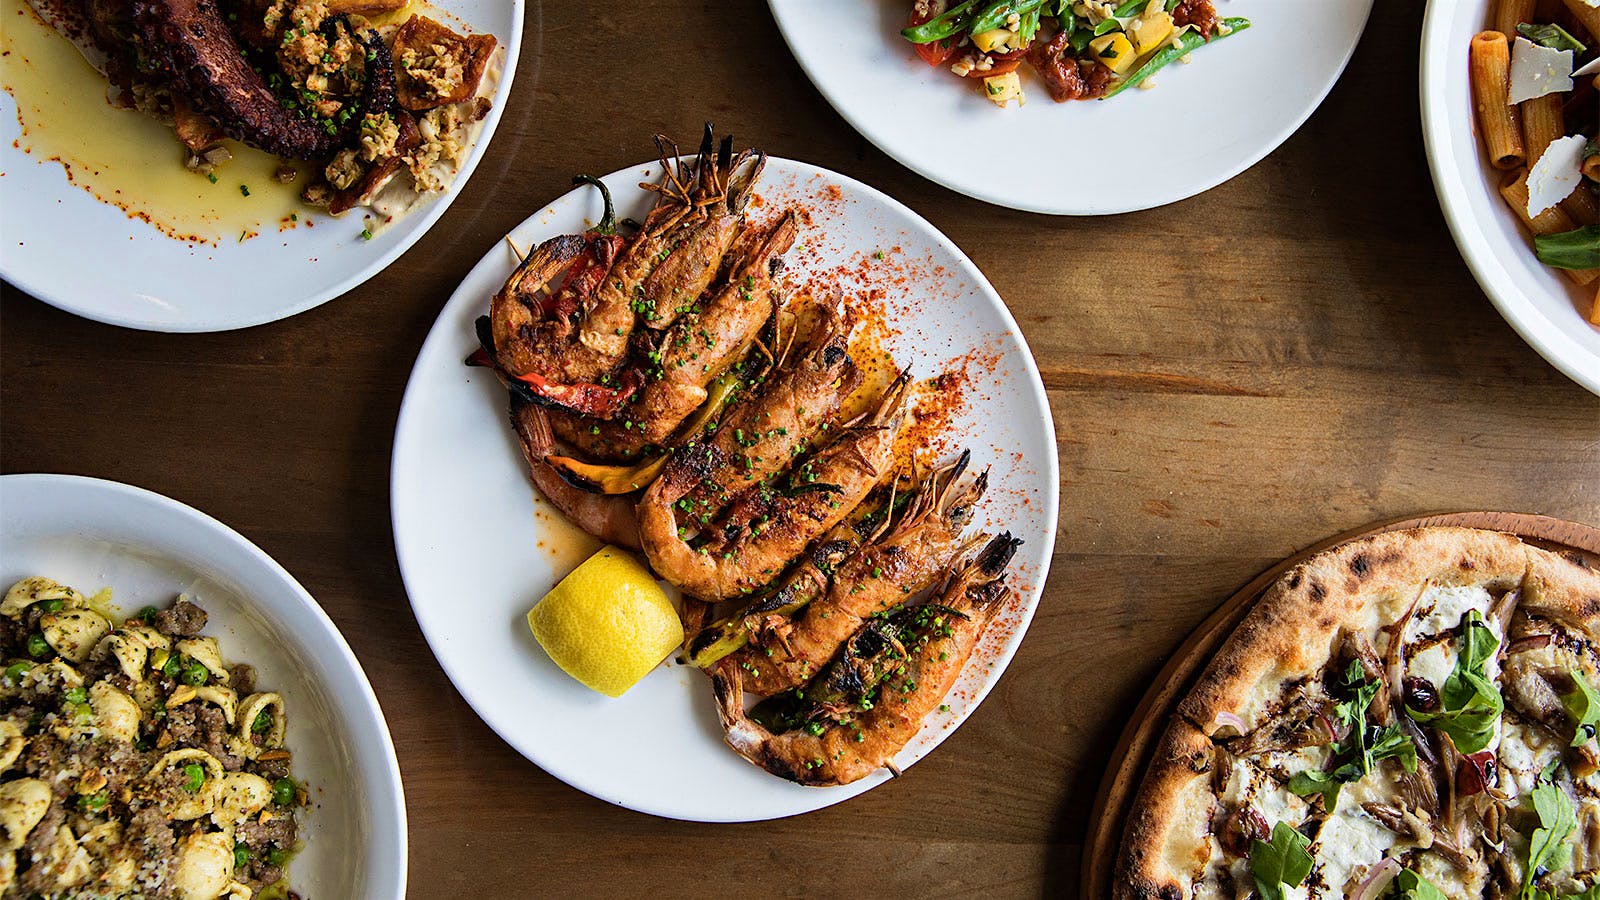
[
  {"left": 0, "top": 0, "right": 521, "bottom": 332},
  {"left": 767, "top": 0, "right": 1374, "bottom": 215}
]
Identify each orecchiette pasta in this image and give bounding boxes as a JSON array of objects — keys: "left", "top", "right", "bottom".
[
  {"left": 0, "top": 779, "right": 49, "bottom": 851},
  {"left": 176, "top": 637, "right": 231, "bottom": 685},
  {"left": 88, "top": 682, "right": 141, "bottom": 743},
  {"left": 172, "top": 830, "right": 235, "bottom": 900},
  {"left": 2, "top": 580, "right": 302, "bottom": 897},
  {"left": 0, "top": 577, "right": 84, "bottom": 617},
  {"left": 40, "top": 608, "right": 110, "bottom": 664},
  {"left": 148, "top": 748, "right": 225, "bottom": 821}
]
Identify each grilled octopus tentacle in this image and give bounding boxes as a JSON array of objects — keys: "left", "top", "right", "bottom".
[{"left": 132, "top": 0, "right": 395, "bottom": 160}]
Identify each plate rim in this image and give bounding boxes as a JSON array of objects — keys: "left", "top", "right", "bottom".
[
  {"left": 1417, "top": 0, "right": 1600, "bottom": 396},
  {"left": 765, "top": 0, "right": 1376, "bottom": 216},
  {"left": 0, "top": 0, "right": 525, "bottom": 333},
  {"left": 388, "top": 154, "right": 1061, "bottom": 822},
  {"left": 0, "top": 471, "right": 409, "bottom": 894}
]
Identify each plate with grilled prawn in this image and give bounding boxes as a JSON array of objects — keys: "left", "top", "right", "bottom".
[{"left": 390, "top": 127, "right": 1058, "bottom": 821}]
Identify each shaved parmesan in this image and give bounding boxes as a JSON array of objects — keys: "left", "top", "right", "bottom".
[
  {"left": 1527, "top": 134, "right": 1589, "bottom": 216},
  {"left": 1575, "top": 56, "right": 1600, "bottom": 78},
  {"left": 1509, "top": 36, "right": 1574, "bottom": 103}
]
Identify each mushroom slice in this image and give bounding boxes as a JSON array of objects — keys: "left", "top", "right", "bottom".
[
  {"left": 41, "top": 608, "right": 111, "bottom": 663},
  {"left": 0, "top": 778, "right": 51, "bottom": 851},
  {"left": 147, "top": 749, "right": 224, "bottom": 821},
  {"left": 89, "top": 682, "right": 142, "bottom": 743},
  {"left": 175, "top": 637, "right": 230, "bottom": 685},
  {"left": 237, "top": 691, "right": 286, "bottom": 751},
  {"left": 1, "top": 577, "right": 84, "bottom": 617},
  {"left": 211, "top": 771, "right": 272, "bottom": 828}
]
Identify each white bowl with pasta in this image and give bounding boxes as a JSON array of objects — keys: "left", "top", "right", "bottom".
[
  {"left": 1421, "top": 0, "right": 1600, "bottom": 395},
  {"left": 0, "top": 474, "right": 406, "bottom": 898}
]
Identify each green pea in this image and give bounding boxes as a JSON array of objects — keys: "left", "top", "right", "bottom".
[
  {"left": 233, "top": 842, "right": 251, "bottom": 868},
  {"left": 25, "top": 634, "right": 49, "bottom": 658},
  {"left": 271, "top": 777, "right": 296, "bottom": 806},
  {"left": 73, "top": 703, "right": 93, "bottom": 723},
  {"left": 63, "top": 687, "right": 87, "bottom": 705},
  {"left": 181, "top": 662, "right": 209, "bottom": 687},
  {"left": 4, "top": 661, "right": 33, "bottom": 683},
  {"left": 263, "top": 847, "right": 288, "bottom": 867},
  {"left": 182, "top": 763, "right": 205, "bottom": 792},
  {"left": 251, "top": 709, "right": 273, "bottom": 734},
  {"left": 38, "top": 599, "right": 63, "bottom": 613},
  {"left": 80, "top": 791, "right": 108, "bottom": 811}
]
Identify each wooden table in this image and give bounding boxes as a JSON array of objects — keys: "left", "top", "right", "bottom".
[{"left": 4, "top": 2, "right": 1599, "bottom": 896}]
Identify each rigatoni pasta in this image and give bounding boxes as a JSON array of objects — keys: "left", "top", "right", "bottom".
[{"left": 1471, "top": 0, "right": 1600, "bottom": 319}]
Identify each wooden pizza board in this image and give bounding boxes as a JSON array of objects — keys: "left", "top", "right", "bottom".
[{"left": 1080, "top": 512, "right": 1600, "bottom": 899}]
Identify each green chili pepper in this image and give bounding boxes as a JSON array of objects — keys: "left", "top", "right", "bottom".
[
  {"left": 1104, "top": 17, "right": 1252, "bottom": 98},
  {"left": 272, "top": 777, "right": 297, "bottom": 806},
  {"left": 182, "top": 763, "right": 206, "bottom": 792},
  {"left": 901, "top": 0, "right": 978, "bottom": 43}
]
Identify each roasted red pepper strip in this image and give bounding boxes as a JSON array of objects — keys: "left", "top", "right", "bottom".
[{"left": 1456, "top": 749, "right": 1497, "bottom": 797}]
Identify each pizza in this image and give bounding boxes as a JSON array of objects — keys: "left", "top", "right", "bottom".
[{"left": 1115, "top": 526, "right": 1600, "bottom": 899}]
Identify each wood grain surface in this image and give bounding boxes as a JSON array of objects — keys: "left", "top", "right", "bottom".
[
  {"left": 1082, "top": 512, "right": 1600, "bottom": 898},
  {"left": 3, "top": 2, "right": 1600, "bottom": 897}
]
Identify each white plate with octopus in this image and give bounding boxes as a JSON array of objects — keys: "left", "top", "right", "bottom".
[
  {"left": 390, "top": 153, "right": 1060, "bottom": 821},
  {"left": 0, "top": 0, "right": 520, "bottom": 332}
]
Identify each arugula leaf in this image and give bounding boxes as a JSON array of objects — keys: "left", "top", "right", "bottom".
[
  {"left": 1562, "top": 669, "right": 1600, "bottom": 747},
  {"left": 1286, "top": 768, "right": 1341, "bottom": 811},
  {"left": 1249, "top": 822, "right": 1312, "bottom": 900},
  {"left": 1286, "top": 665, "right": 1416, "bottom": 811},
  {"left": 1394, "top": 869, "right": 1450, "bottom": 900},
  {"left": 1523, "top": 766, "right": 1578, "bottom": 900},
  {"left": 1406, "top": 610, "right": 1504, "bottom": 753},
  {"left": 1535, "top": 226, "right": 1600, "bottom": 271},
  {"left": 1517, "top": 22, "right": 1588, "bottom": 53}
]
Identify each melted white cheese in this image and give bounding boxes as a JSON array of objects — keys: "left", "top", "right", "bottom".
[
  {"left": 1408, "top": 641, "right": 1454, "bottom": 688},
  {"left": 1312, "top": 806, "right": 1398, "bottom": 896},
  {"left": 1500, "top": 720, "right": 1562, "bottom": 800},
  {"left": 1406, "top": 584, "right": 1495, "bottom": 642}
]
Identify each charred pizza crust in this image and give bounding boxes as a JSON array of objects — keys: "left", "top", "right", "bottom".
[{"left": 1114, "top": 526, "right": 1600, "bottom": 900}]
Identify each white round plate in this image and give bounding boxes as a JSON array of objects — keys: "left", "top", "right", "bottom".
[
  {"left": 0, "top": 1, "right": 521, "bottom": 332},
  {"left": 391, "top": 156, "right": 1060, "bottom": 822},
  {"left": 768, "top": 0, "right": 1373, "bottom": 215},
  {"left": 0, "top": 474, "right": 406, "bottom": 896},
  {"left": 1420, "top": 1, "right": 1600, "bottom": 396}
]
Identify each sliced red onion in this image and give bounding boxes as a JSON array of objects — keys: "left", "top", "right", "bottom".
[
  {"left": 1211, "top": 711, "right": 1247, "bottom": 737},
  {"left": 1352, "top": 858, "right": 1401, "bottom": 900}
]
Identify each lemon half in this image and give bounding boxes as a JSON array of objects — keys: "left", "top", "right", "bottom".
[{"left": 527, "top": 547, "right": 682, "bottom": 698}]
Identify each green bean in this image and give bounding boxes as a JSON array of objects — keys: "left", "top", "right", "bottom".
[
  {"left": 1093, "top": 18, "right": 1120, "bottom": 36},
  {"left": 1114, "top": 0, "right": 1149, "bottom": 15},
  {"left": 1019, "top": 8, "right": 1042, "bottom": 43},
  {"left": 1104, "top": 17, "right": 1251, "bottom": 98},
  {"left": 901, "top": 0, "right": 978, "bottom": 43},
  {"left": 968, "top": 0, "right": 1048, "bottom": 36}
]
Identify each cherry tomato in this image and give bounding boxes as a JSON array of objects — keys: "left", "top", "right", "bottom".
[{"left": 909, "top": 2, "right": 959, "bottom": 67}]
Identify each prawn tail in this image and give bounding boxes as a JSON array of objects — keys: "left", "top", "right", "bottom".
[{"left": 710, "top": 659, "right": 771, "bottom": 759}]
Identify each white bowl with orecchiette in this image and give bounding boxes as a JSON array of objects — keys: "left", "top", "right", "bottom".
[{"left": 0, "top": 474, "right": 406, "bottom": 899}]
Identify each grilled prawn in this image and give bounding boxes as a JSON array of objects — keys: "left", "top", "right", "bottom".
[
  {"left": 637, "top": 371, "right": 909, "bottom": 603},
  {"left": 487, "top": 126, "right": 765, "bottom": 409},
  {"left": 711, "top": 533, "right": 1021, "bottom": 786},
  {"left": 730, "top": 451, "right": 988, "bottom": 695}
]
